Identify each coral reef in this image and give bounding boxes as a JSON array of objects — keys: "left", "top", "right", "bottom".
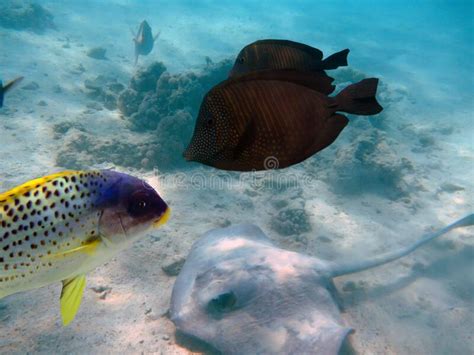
[
  {"left": 162, "top": 257, "right": 186, "bottom": 277},
  {"left": 86, "top": 47, "right": 107, "bottom": 60},
  {"left": 21, "top": 81, "right": 39, "bottom": 90},
  {"left": 58, "top": 59, "right": 232, "bottom": 171},
  {"left": 271, "top": 208, "right": 312, "bottom": 236},
  {"left": 0, "top": 0, "right": 56, "bottom": 33},
  {"left": 319, "top": 129, "right": 417, "bottom": 199},
  {"left": 118, "top": 60, "right": 232, "bottom": 132},
  {"left": 84, "top": 75, "right": 125, "bottom": 110}
]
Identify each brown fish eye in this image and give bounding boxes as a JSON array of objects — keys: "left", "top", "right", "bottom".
[
  {"left": 238, "top": 57, "right": 245, "bottom": 64},
  {"left": 206, "top": 118, "right": 214, "bottom": 127}
]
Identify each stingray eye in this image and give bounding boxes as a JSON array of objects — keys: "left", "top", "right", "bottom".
[
  {"left": 127, "top": 191, "right": 152, "bottom": 217},
  {"left": 209, "top": 292, "right": 237, "bottom": 313}
]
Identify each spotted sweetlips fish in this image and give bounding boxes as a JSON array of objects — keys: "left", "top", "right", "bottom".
[{"left": 0, "top": 170, "right": 170, "bottom": 325}]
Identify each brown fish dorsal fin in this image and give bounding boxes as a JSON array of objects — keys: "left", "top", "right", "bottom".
[
  {"left": 223, "top": 70, "right": 335, "bottom": 95},
  {"left": 253, "top": 39, "right": 324, "bottom": 60}
]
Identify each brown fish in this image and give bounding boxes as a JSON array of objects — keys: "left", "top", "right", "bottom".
[
  {"left": 184, "top": 71, "right": 382, "bottom": 171},
  {"left": 229, "top": 39, "right": 349, "bottom": 78},
  {"left": 132, "top": 20, "right": 160, "bottom": 65}
]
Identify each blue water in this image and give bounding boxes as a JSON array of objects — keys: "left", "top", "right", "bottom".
[{"left": 0, "top": 0, "right": 473, "bottom": 354}]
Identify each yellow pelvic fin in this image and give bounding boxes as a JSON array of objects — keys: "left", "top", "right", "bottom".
[
  {"left": 47, "top": 239, "right": 101, "bottom": 260},
  {"left": 60, "top": 275, "right": 86, "bottom": 326}
]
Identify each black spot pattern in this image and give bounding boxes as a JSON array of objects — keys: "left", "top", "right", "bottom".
[{"left": 0, "top": 171, "right": 106, "bottom": 287}]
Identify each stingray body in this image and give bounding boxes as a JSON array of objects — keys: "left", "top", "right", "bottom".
[
  {"left": 170, "top": 215, "right": 473, "bottom": 355},
  {"left": 133, "top": 20, "right": 159, "bottom": 65}
]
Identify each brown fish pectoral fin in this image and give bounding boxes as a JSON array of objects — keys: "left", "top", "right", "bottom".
[
  {"left": 310, "top": 113, "right": 349, "bottom": 153},
  {"left": 60, "top": 275, "right": 86, "bottom": 326},
  {"left": 231, "top": 118, "right": 257, "bottom": 160}
]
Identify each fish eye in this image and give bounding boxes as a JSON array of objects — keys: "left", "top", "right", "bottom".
[
  {"left": 238, "top": 56, "right": 245, "bottom": 64},
  {"left": 208, "top": 291, "right": 237, "bottom": 313},
  {"left": 127, "top": 191, "right": 152, "bottom": 217},
  {"left": 206, "top": 118, "right": 214, "bottom": 127}
]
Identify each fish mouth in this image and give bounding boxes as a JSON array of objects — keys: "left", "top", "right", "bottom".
[
  {"left": 183, "top": 149, "right": 193, "bottom": 161},
  {"left": 153, "top": 207, "right": 171, "bottom": 228}
]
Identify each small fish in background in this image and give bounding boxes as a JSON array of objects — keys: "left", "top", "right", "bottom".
[
  {"left": 0, "top": 77, "right": 24, "bottom": 108},
  {"left": 184, "top": 70, "right": 382, "bottom": 171},
  {"left": 132, "top": 20, "right": 160, "bottom": 65},
  {"left": 0, "top": 170, "right": 170, "bottom": 325},
  {"left": 170, "top": 215, "right": 473, "bottom": 355},
  {"left": 229, "top": 39, "right": 349, "bottom": 78}
]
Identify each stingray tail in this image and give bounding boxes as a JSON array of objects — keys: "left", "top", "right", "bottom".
[
  {"left": 321, "top": 49, "right": 350, "bottom": 70},
  {"left": 328, "top": 214, "right": 474, "bottom": 278},
  {"left": 335, "top": 78, "right": 383, "bottom": 115}
]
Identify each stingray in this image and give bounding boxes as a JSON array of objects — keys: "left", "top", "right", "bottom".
[{"left": 170, "top": 214, "right": 473, "bottom": 354}]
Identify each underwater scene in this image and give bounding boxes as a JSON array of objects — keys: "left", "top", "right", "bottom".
[{"left": 0, "top": 0, "right": 473, "bottom": 354}]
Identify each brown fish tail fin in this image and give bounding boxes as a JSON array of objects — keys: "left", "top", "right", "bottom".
[
  {"left": 335, "top": 78, "right": 383, "bottom": 115},
  {"left": 321, "top": 49, "right": 349, "bottom": 70}
]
